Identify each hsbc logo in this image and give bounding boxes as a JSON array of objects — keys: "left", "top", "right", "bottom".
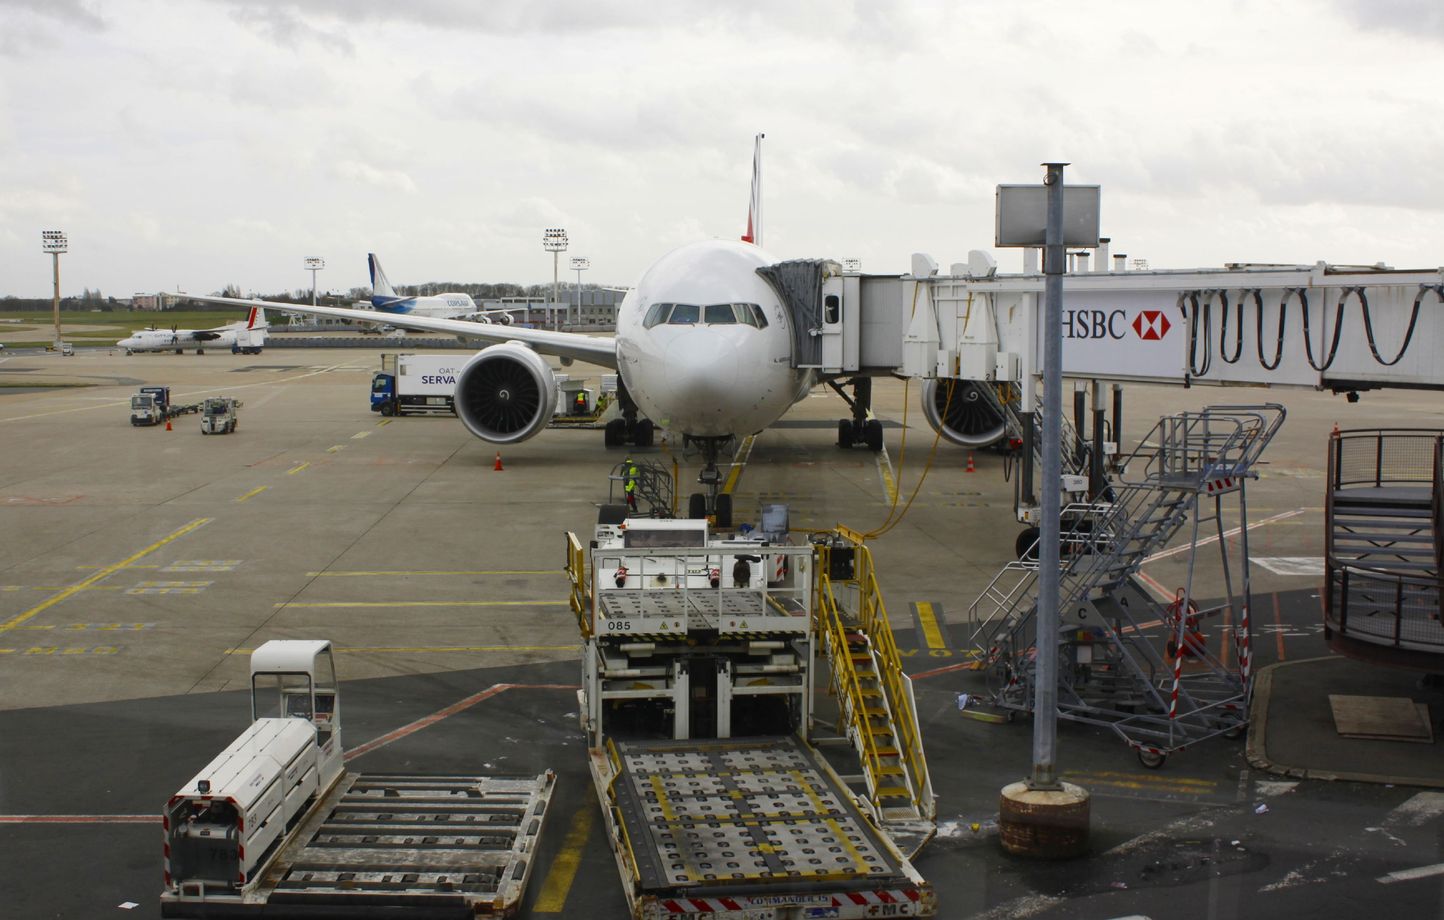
[
  {"left": 1063, "top": 308, "right": 1173, "bottom": 341},
  {"left": 1132, "top": 310, "right": 1171, "bottom": 340}
]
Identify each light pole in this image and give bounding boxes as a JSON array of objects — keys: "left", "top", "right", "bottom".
[
  {"left": 570, "top": 257, "right": 590, "bottom": 328},
  {"left": 41, "top": 230, "right": 67, "bottom": 347},
  {"left": 543, "top": 228, "right": 567, "bottom": 329},
  {"left": 304, "top": 257, "right": 325, "bottom": 307}
]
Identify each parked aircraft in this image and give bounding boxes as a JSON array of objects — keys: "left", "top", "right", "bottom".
[
  {"left": 118, "top": 308, "right": 267, "bottom": 355},
  {"left": 367, "top": 254, "right": 513, "bottom": 325},
  {"left": 168, "top": 141, "right": 990, "bottom": 523}
]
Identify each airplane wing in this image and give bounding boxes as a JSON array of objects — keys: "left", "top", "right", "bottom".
[{"left": 167, "top": 294, "right": 618, "bottom": 369}]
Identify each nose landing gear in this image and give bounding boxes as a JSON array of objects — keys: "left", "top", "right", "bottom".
[{"left": 685, "top": 435, "right": 734, "bottom": 528}]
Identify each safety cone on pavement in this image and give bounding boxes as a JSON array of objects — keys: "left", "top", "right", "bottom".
[
  {"left": 165, "top": 419, "right": 172, "bottom": 431},
  {"left": 1331, "top": 421, "right": 1340, "bottom": 437},
  {"left": 493, "top": 451, "right": 504, "bottom": 471},
  {"left": 965, "top": 453, "right": 976, "bottom": 473}
]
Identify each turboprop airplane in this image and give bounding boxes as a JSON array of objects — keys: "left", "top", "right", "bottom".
[
  {"left": 118, "top": 307, "right": 268, "bottom": 355},
  {"left": 366, "top": 253, "right": 513, "bottom": 325}
]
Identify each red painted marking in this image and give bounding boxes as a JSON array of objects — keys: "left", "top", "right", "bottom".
[
  {"left": 344, "top": 682, "right": 577, "bottom": 761},
  {"left": 848, "top": 892, "right": 869, "bottom": 905},
  {"left": 1274, "top": 591, "right": 1287, "bottom": 661},
  {"left": 877, "top": 890, "right": 896, "bottom": 903},
  {"left": 0, "top": 815, "right": 156, "bottom": 824},
  {"left": 911, "top": 661, "right": 974, "bottom": 680}
]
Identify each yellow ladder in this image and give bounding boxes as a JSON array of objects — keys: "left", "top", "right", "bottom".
[{"left": 815, "top": 528, "right": 934, "bottom": 823}]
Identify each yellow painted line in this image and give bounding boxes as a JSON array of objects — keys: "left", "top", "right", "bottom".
[
  {"left": 77, "top": 564, "right": 158, "bottom": 570},
  {"left": 326, "top": 445, "right": 344, "bottom": 453},
  {"left": 876, "top": 446, "right": 898, "bottom": 504},
  {"left": 305, "top": 569, "right": 557, "bottom": 577},
  {"left": 287, "top": 462, "right": 310, "bottom": 475},
  {"left": 3, "top": 586, "right": 123, "bottom": 593},
  {"left": 915, "top": 602, "right": 946, "bottom": 650},
  {"left": 532, "top": 806, "right": 595, "bottom": 913},
  {"left": 273, "top": 600, "right": 568, "bottom": 608},
  {"left": 235, "top": 485, "right": 268, "bottom": 502},
  {"left": 721, "top": 435, "right": 755, "bottom": 495},
  {"left": 376, "top": 418, "right": 392, "bottom": 427},
  {"left": 793, "top": 769, "right": 870, "bottom": 873},
  {"left": 0, "top": 518, "right": 211, "bottom": 632},
  {"left": 225, "top": 645, "right": 578, "bottom": 655},
  {"left": 351, "top": 431, "right": 371, "bottom": 440}
]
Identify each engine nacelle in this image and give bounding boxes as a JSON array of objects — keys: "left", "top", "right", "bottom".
[
  {"left": 455, "top": 343, "right": 557, "bottom": 445},
  {"left": 920, "top": 378, "right": 1006, "bottom": 449}
]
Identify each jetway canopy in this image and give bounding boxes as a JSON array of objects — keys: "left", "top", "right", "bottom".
[{"left": 765, "top": 257, "right": 1444, "bottom": 392}]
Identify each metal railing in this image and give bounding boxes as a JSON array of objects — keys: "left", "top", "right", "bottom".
[
  {"left": 1325, "top": 563, "right": 1444, "bottom": 652},
  {"left": 1329, "top": 428, "right": 1442, "bottom": 490}
]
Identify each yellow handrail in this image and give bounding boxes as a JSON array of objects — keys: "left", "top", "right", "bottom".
[
  {"left": 565, "top": 532, "right": 591, "bottom": 638},
  {"left": 814, "top": 545, "right": 890, "bottom": 801}
]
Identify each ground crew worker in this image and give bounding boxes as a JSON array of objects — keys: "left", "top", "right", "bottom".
[
  {"left": 574, "top": 390, "right": 588, "bottom": 415},
  {"left": 733, "top": 557, "right": 751, "bottom": 588},
  {"left": 623, "top": 456, "right": 639, "bottom": 511}
]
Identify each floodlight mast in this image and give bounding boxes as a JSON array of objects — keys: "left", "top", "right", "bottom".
[
  {"left": 570, "top": 257, "right": 590, "bottom": 328},
  {"left": 304, "top": 257, "right": 325, "bottom": 307},
  {"left": 543, "top": 229, "right": 568, "bottom": 329},
  {"left": 41, "top": 230, "right": 67, "bottom": 348}
]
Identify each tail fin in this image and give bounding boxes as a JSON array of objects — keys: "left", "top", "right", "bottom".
[
  {"left": 247, "top": 307, "right": 268, "bottom": 330},
  {"left": 741, "top": 133, "right": 763, "bottom": 246},
  {"left": 369, "top": 253, "right": 397, "bottom": 303}
]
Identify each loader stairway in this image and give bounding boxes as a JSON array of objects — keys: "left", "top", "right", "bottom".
[
  {"left": 969, "top": 405, "right": 1285, "bottom": 762},
  {"left": 1324, "top": 428, "right": 1444, "bottom": 667},
  {"left": 814, "top": 528, "right": 934, "bottom": 842}
]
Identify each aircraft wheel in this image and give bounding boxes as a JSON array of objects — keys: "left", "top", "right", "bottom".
[
  {"left": 837, "top": 419, "right": 854, "bottom": 448},
  {"left": 197, "top": 349, "right": 204, "bottom": 355},
  {"left": 1137, "top": 749, "right": 1167, "bottom": 769},
  {"left": 604, "top": 418, "right": 626, "bottom": 447},
  {"left": 1015, "top": 527, "right": 1040, "bottom": 561},
  {"left": 687, "top": 493, "right": 707, "bottom": 520},
  {"left": 715, "top": 493, "right": 733, "bottom": 529},
  {"left": 634, "top": 419, "right": 655, "bottom": 447},
  {"left": 864, "top": 419, "right": 883, "bottom": 452}
]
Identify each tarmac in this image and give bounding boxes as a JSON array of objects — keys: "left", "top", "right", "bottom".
[{"left": 2, "top": 341, "right": 1443, "bottom": 919}]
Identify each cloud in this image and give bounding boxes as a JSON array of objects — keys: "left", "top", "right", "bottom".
[
  {"left": 1330, "top": 0, "right": 1444, "bottom": 39},
  {"left": 0, "top": 0, "right": 103, "bottom": 56},
  {"left": 0, "top": 0, "right": 104, "bottom": 30},
  {"left": 334, "top": 160, "right": 417, "bottom": 192},
  {"left": 228, "top": 3, "right": 353, "bottom": 52}
]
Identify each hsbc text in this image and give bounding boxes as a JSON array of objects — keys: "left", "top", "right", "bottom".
[{"left": 1062, "top": 309, "right": 1128, "bottom": 339}]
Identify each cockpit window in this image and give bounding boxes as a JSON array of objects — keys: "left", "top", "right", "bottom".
[
  {"left": 704, "top": 303, "right": 738, "bottom": 324},
  {"left": 643, "top": 302, "right": 768, "bottom": 329},
  {"left": 666, "top": 303, "right": 700, "bottom": 325}
]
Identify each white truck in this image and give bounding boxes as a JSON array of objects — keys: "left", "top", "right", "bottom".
[
  {"left": 200, "top": 397, "right": 241, "bottom": 434},
  {"left": 161, "top": 640, "right": 556, "bottom": 919},
  {"left": 370, "top": 353, "right": 463, "bottom": 417}
]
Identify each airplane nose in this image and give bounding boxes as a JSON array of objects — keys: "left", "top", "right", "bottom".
[{"left": 665, "top": 329, "right": 741, "bottom": 405}]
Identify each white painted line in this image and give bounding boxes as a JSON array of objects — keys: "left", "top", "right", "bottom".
[
  {"left": 1252, "top": 557, "right": 1324, "bottom": 576},
  {"left": 1144, "top": 508, "right": 1306, "bottom": 563},
  {"left": 1379, "top": 862, "right": 1444, "bottom": 884},
  {"left": 351, "top": 431, "right": 371, "bottom": 440}
]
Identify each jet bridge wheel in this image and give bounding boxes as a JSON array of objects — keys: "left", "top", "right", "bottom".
[
  {"left": 1137, "top": 749, "right": 1167, "bottom": 769},
  {"left": 863, "top": 419, "right": 883, "bottom": 452}
]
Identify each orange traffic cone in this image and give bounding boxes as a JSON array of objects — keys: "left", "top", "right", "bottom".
[
  {"left": 965, "top": 453, "right": 976, "bottom": 473},
  {"left": 165, "top": 419, "right": 172, "bottom": 431},
  {"left": 1331, "top": 421, "right": 1340, "bottom": 437},
  {"left": 493, "top": 451, "right": 504, "bottom": 471}
]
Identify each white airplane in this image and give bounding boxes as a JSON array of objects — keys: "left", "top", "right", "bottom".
[
  {"left": 118, "top": 307, "right": 268, "bottom": 356},
  {"left": 169, "top": 141, "right": 990, "bottom": 523},
  {"left": 366, "top": 253, "right": 512, "bottom": 325}
]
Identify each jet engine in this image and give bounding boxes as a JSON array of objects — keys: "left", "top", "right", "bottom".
[
  {"left": 454, "top": 343, "right": 557, "bottom": 444},
  {"left": 920, "top": 378, "right": 1006, "bottom": 449}
]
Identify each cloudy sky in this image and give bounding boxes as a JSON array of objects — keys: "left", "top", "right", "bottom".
[{"left": 2, "top": 0, "right": 1442, "bottom": 298}]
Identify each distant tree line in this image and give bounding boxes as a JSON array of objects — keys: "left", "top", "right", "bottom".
[{"left": 0, "top": 279, "right": 605, "bottom": 313}]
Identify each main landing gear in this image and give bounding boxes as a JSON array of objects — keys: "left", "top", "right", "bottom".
[
  {"left": 603, "top": 380, "right": 655, "bottom": 448},
  {"left": 685, "top": 435, "right": 733, "bottom": 529},
  {"left": 828, "top": 378, "right": 883, "bottom": 452}
]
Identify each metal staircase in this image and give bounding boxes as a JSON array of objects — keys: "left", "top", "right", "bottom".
[
  {"left": 814, "top": 528, "right": 935, "bottom": 831},
  {"left": 968, "top": 404, "right": 1285, "bottom": 766},
  {"left": 1324, "top": 428, "right": 1444, "bottom": 666}
]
